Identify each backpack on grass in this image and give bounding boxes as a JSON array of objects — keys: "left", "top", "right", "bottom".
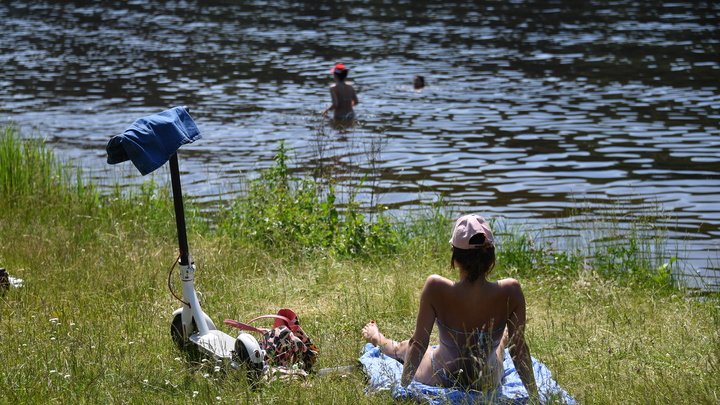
[{"left": 224, "top": 308, "right": 318, "bottom": 372}]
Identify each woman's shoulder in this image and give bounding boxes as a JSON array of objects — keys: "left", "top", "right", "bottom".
[
  {"left": 496, "top": 277, "right": 521, "bottom": 287},
  {"left": 496, "top": 278, "right": 525, "bottom": 299},
  {"left": 423, "top": 274, "right": 453, "bottom": 290},
  {"left": 420, "top": 275, "right": 454, "bottom": 300}
]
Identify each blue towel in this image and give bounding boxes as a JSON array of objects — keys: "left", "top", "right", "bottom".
[
  {"left": 106, "top": 106, "right": 201, "bottom": 176},
  {"left": 359, "top": 343, "right": 577, "bottom": 405}
]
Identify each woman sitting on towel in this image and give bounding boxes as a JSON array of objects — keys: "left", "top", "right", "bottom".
[{"left": 362, "top": 214, "right": 538, "bottom": 396}]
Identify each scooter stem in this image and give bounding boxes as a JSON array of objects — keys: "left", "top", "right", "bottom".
[
  {"left": 180, "top": 263, "right": 211, "bottom": 336},
  {"left": 169, "top": 151, "right": 210, "bottom": 337},
  {"left": 169, "top": 152, "right": 191, "bottom": 266}
]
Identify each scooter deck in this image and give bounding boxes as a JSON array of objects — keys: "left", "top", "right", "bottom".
[{"left": 190, "top": 330, "right": 236, "bottom": 359}]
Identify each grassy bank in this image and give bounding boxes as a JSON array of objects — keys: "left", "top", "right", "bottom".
[{"left": 0, "top": 126, "right": 718, "bottom": 404}]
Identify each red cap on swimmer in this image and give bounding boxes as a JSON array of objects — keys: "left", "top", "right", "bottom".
[
  {"left": 449, "top": 214, "right": 494, "bottom": 250},
  {"left": 330, "top": 63, "right": 347, "bottom": 73}
]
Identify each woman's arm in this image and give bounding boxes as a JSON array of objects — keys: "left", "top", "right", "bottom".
[
  {"left": 322, "top": 86, "right": 339, "bottom": 117},
  {"left": 351, "top": 85, "right": 359, "bottom": 106},
  {"left": 401, "top": 275, "right": 439, "bottom": 386},
  {"left": 506, "top": 280, "right": 539, "bottom": 398}
]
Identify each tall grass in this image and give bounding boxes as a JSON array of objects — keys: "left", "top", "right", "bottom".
[
  {"left": 0, "top": 125, "right": 69, "bottom": 199},
  {"left": 1, "top": 125, "right": 718, "bottom": 404}
]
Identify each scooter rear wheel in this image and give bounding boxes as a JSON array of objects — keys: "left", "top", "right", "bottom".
[{"left": 234, "top": 338, "right": 265, "bottom": 387}]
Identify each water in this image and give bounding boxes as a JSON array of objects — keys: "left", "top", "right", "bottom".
[{"left": 1, "top": 0, "right": 718, "bottom": 289}]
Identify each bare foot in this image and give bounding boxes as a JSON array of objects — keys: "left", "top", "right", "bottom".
[
  {"left": 362, "top": 321, "right": 407, "bottom": 362},
  {"left": 362, "top": 321, "right": 382, "bottom": 346}
]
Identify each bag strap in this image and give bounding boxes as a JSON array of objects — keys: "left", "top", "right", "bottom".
[
  {"left": 249, "top": 314, "right": 299, "bottom": 332},
  {"left": 223, "top": 319, "right": 268, "bottom": 334},
  {"left": 224, "top": 314, "right": 300, "bottom": 333}
]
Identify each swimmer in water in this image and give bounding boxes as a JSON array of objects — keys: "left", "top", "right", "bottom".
[{"left": 322, "top": 63, "right": 359, "bottom": 120}]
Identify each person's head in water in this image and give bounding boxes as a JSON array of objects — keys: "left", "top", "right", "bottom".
[
  {"left": 413, "top": 75, "right": 425, "bottom": 89},
  {"left": 449, "top": 214, "right": 496, "bottom": 283},
  {"left": 331, "top": 63, "right": 349, "bottom": 81}
]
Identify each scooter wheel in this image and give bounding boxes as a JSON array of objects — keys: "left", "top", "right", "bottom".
[
  {"left": 170, "top": 313, "right": 196, "bottom": 350},
  {"left": 234, "top": 338, "right": 264, "bottom": 386}
]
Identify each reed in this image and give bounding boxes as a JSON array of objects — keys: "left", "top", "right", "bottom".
[{"left": 1, "top": 125, "right": 717, "bottom": 404}]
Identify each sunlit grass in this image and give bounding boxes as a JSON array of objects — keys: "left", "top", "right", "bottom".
[{"left": 1, "top": 126, "right": 718, "bottom": 404}]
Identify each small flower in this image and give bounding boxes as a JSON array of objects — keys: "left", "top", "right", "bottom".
[{"left": 193, "top": 391, "right": 199, "bottom": 398}]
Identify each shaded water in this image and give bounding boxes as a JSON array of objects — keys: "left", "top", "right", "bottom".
[{"left": 1, "top": 0, "right": 718, "bottom": 288}]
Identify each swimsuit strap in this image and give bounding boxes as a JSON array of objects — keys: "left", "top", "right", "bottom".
[
  {"left": 436, "top": 318, "right": 505, "bottom": 352},
  {"left": 431, "top": 347, "right": 499, "bottom": 389},
  {"left": 436, "top": 318, "right": 505, "bottom": 336}
]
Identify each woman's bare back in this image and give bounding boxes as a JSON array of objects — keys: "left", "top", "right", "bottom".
[
  {"left": 329, "top": 82, "right": 358, "bottom": 118},
  {"left": 410, "top": 276, "right": 518, "bottom": 387}
]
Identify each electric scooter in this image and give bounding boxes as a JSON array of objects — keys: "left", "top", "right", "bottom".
[{"left": 106, "top": 106, "right": 265, "bottom": 381}]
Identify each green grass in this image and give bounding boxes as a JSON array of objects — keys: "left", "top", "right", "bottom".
[{"left": 0, "top": 126, "right": 718, "bottom": 404}]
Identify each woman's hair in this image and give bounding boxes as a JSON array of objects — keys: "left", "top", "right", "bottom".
[
  {"left": 450, "top": 235, "right": 496, "bottom": 283},
  {"left": 334, "top": 69, "right": 348, "bottom": 81}
]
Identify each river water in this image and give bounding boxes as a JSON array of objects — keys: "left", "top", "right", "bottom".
[{"left": 1, "top": 0, "right": 718, "bottom": 289}]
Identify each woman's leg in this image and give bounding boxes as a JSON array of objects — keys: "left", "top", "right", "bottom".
[{"left": 362, "top": 321, "right": 409, "bottom": 363}]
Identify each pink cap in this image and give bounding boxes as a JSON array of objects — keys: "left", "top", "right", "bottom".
[
  {"left": 449, "top": 214, "right": 494, "bottom": 249},
  {"left": 330, "top": 63, "right": 347, "bottom": 73}
]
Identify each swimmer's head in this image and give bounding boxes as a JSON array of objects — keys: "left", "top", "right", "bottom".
[
  {"left": 330, "top": 63, "right": 349, "bottom": 80},
  {"left": 413, "top": 75, "right": 425, "bottom": 89},
  {"left": 330, "top": 63, "right": 347, "bottom": 73}
]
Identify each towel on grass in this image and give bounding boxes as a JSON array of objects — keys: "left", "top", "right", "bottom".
[{"left": 359, "top": 343, "right": 577, "bottom": 404}]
